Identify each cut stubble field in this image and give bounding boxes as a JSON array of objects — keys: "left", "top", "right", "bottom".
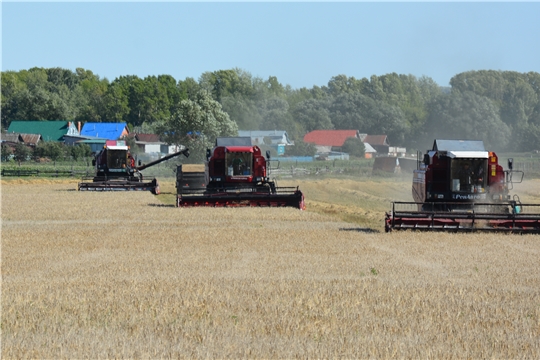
[{"left": 2, "top": 177, "right": 540, "bottom": 358}]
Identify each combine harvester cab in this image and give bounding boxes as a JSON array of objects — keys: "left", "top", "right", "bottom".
[
  {"left": 385, "top": 139, "right": 540, "bottom": 233},
  {"left": 176, "top": 137, "right": 305, "bottom": 209},
  {"left": 78, "top": 140, "right": 190, "bottom": 195}
]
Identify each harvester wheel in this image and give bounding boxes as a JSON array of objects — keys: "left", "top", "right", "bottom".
[{"left": 151, "top": 179, "right": 161, "bottom": 195}]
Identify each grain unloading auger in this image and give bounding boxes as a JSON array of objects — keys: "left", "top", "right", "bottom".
[
  {"left": 385, "top": 139, "right": 540, "bottom": 233},
  {"left": 175, "top": 137, "right": 305, "bottom": 209},
  {"left": 78, "top": 140, "right": 190, "bottom": 194}
]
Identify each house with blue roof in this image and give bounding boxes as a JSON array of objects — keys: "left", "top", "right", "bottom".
[{"left": 80, "top": 123, "right": 129, "bottom": 140}]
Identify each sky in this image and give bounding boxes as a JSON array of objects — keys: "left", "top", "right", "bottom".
[{"left": 2, "top": 2, "right": 539, "bottom": 89}]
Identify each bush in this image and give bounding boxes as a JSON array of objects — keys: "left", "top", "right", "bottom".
[
  {"left": 70, "top": 143, "right": 92, "bottom": 161},
  {"left": 14, "top": 143, "right": 31, "bottom": 163},
  {"left": 286, "top": 140, "right": 316, "bottom": 157},
  {"left": 34, "top": 142, "right": 64, "bottom": 162},
  {"left": 1, "top": 143, "right": 14, "bottom": 161},
  {"left": 342, "top": 137, "right": 365, "bottom": 158}
]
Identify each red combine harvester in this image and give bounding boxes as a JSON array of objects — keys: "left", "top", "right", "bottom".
[
  {"left": 385, "top": 139, "right": 540, "bottom": 233},
  {"left": 78, "top": 140, "right": 190, "bottom": 194},
  {"left": 176, "top": 137, "right": 305, "bottom": 209}
]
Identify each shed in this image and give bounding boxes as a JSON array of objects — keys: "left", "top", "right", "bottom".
[
  {"left": 1, "top": 133, "right": 22, "bottom": 144},
  {"left": 238, "top": 130, "right": 293, "bottom": 146},
  {"left": 128, "top": 133, "right": 164, "bottom": 154},
  {"left": 363, "top": 143, "right": 377, "bottom": 159},
  {"left": 363, "top": 135, "right": 390, "bottom": 154}
]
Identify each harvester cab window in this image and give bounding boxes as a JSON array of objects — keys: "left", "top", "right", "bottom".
[
  {"left": 107, "top": 150, "right": 127, "bottom": 169},
  {"left": 227, "top": 152, "right": 252, "bottom": 176},
  {"left": 451, "top": 159, "right": 488, "bottom": 193}
]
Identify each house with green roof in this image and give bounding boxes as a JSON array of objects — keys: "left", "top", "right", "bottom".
[{"left": 7, "top": 121, "right": 79, "bottom": 142}]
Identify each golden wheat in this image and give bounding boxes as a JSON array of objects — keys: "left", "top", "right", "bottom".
[{"left": 2, "top": 179, "right": 540, "bottom": 358}]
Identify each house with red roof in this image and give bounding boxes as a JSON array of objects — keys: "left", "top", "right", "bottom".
[
  {"left": 303, "top": 130, "right": 360, "bottom": 152},
  {"left": 303, "top": 129, "right": 381, "bottom": 158}
]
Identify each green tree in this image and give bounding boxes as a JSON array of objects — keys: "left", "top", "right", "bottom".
[
  {"left": 330, "top": 93, "right": 409, "bottom": 144},
  {"left": 1, "top": 143, "right": 13, "bottom": 161},
  {"left": 449, "top": 70, "right": 540, "bottom": 150},
  {"left": 124, "top": 136, "right": 141, "bottom": 155},
  {"left": 70, "top": 143, "right": 92, "bottom": 161},
  {"left": 1, "top": 71, "right": 28, "bottom": 128},
  {"left": 46, "top": 67, "right": 79, "bottom": 91},
  {"left": 22, "top": 67, "right": 75, "bottom": 120},
  {"left": 178, "top": 77, "right": 200, "bottom": 100},
  {"left": 327, "top": 74, "right": 365, "bottom": 97},
  {"left": 220, "top": 96, "right": 262, "bottom": 130},
  {"left": 74, "top": 68, "right": 109, "bottom": 123},
  {"left": 34, "top": 141, "right": 64, "bottom": 162},
  {"left": 292, "top": 98, "right": 333, "bottom": 132},
  {"left": 258, "top": 97, "right": 293, "bottom": 132},
  {"left": 13, "top": 143, "right": 31, "bottom": 164},
  {"left": 199, "top": 69, "right": 255, "bottom": 102},
  {"left": 342, "top": 137, "right": 365, "bottom": 158},
  {"left": 42, "top": 142, "right": 64, "bottom": 162},
  {"left": 425, "top": 91, "right": 511, "bottom": 151},
  {"left": 157, "top": 90, "right": 238, "bottom": 162},
  {"left": 103, "top": 79, "right": 130, "bottom": 122},
  {"left": 286, "top": 140, "right": 316, "bottom": 157}
]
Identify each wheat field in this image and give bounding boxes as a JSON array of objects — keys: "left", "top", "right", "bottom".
[{"left": 2, "top": 177, "right": 540, "bottom": 358}]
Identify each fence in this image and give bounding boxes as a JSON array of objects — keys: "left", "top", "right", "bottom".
[
  {"left": 269, "top": 163, "right": 374, "bottom": 178},
  {"left": 1, "top": 169, "right": 92, "bottom": 178},
  {"left": 514, "top": 162, "right": 540, "bottom": 173}
]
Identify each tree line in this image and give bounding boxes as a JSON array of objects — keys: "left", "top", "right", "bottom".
[{"left": 2, "top": 67, "right": 539, "bottom": 153}]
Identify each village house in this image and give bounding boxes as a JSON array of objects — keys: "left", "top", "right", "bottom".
[
  {"left": 238, "top": 130, "right": 293, "bottom": 156},
  {"left": 303, "top": 129, "right": 378, "bottom": 158},
  {"left": 7, "top": 120, "right": 79, "bottom": 142}
]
